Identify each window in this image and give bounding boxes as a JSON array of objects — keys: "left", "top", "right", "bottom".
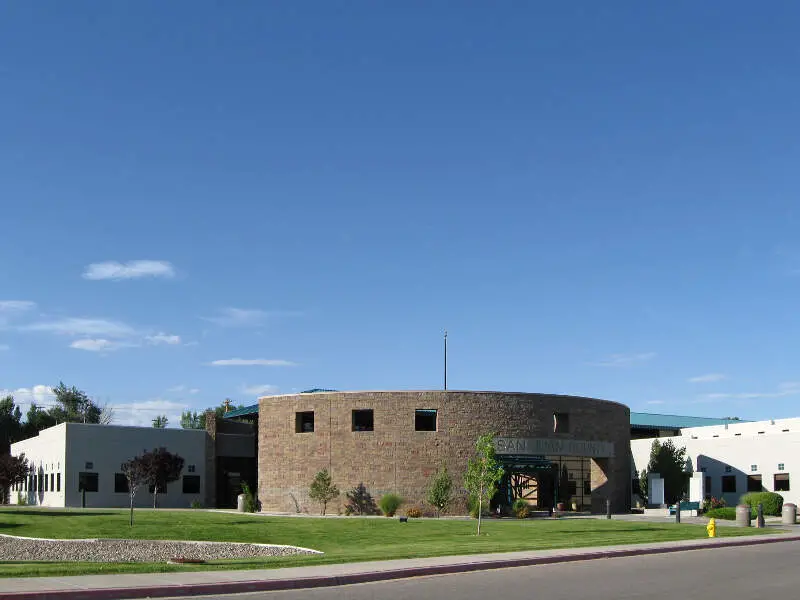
[
  {"left": 553, "top": 412, "right": 570, "bottom": 433},
  {"left": 183, "top": 475, "right": 201, "bottom": 494},
  {"left": 44, "top": 474, "right": 48, "bottom": 492},
  {"left": 50, "top": 473, "right": 54, "bottom": 491},
  {"left": 415, "top": 409, "right": 437, "bottom": 431},
  {"left": 568, "top": 481, "right": 577, "bottom": 496},
  {"left": 188, "top": 465, "right": 196, "bottom": 473},
  {"left": 722, "top": 475, "right": 737, "bottom": 493},
  {"left": 78, "top": 472, "right": 99, "bottom": 493},
  {"left": 85, "top": 462, "right": 93, "bottom": 470},
  {"left": 115, "top": 473, "right": 129, "bottom": 493},
  {"left": 735, "top": 433, "right": 742, "bottom": 436},
  {"left": 583, "top": 480, "right": 591, "bottom": 495},
  {"left": 295, "top": 411, "right": 315, "bottom": 433},
  {"left": 38, "top": 473, "right": 44, "bottom": 491},
  {"left": 750, "top": 464, "right": 758, "bottom": 472},
  {"left": 747, "top": 475, "right": 762, "bottom": 493},
  {"left": 774, "top": 473, "right": 790, "bottom": 492},
  {"left": 705, "top": 476, "right": 712, "bottom": 494},
  {"left": 724, "top": 466, "right": 732, "bottom": 473},
  {"left": 56, "top": 473, "right": 61, "bottom": 492},
  {"left": 712, "top": 435, "right": 719, "bottom": 438},
  {"left": 778, "top": 463, "right": 785, "bottom": 471},
  {"left": 352, "top": 409, "right": 374, "bottom": 432}
]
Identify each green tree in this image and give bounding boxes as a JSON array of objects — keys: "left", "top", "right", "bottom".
[
  {"left": 641, "top": 439, "right": 688, "bottom": 505},
  {"left": 180, "top": 410, "right": 203, "bottom": 429},
  {"left": 309, "top": 469, "right": 340, "bottom": 515},
  {"left": 427, "top": 464, "right": 454, "bottom": 517},
  {"left": 23, "top": 403, "right": 57, "bottom": 438},
  {"left": 152, "top": 415, "right": 169, "bottom": 428},
  {"left": 0, "top": 395, "right": 24, "bottom": 454},
  {"left": 50, "top": 382, "right": 102, "bottom": 424},
  {"left": 464, "top": 433, "right": 504, "bottom": 535}
]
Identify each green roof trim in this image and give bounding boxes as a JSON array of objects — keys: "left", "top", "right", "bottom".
[
  {"left": 223, "top": 404, "right": 259, "bottom": 418},
  {"left": 630, "top": 412, "right": 744, "bottom": 429}
]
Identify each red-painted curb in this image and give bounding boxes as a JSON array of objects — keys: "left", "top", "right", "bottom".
[{"left": 3, "top": 534, "right": 799, "bottom": 600}]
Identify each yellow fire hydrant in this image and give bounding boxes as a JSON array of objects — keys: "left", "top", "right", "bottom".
[{"left": 707, "top": 518, "right": 716, "bottom": 538}]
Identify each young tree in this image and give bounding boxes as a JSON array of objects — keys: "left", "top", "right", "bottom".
[
  {"left": 427, "top": 464, "right": 454, "bottom": 517},
  {"left": 345, "top": 482, "right": 378, "bottom": 515},
  {"left": 0, "top": 453, "right": 29, "bottom": 504},
  {"left": 121, "top": 455, "right": 148, "bottom": 526},
  {"left": 152, "top": 415, "right": 169, "bottom": 428},
  {"left": 643, "top": 439, "right": 688, "bottom": 505},
  {"left": 140, "top": 447, "right": 185, "bottom": 508},
  {"left": 464, "top": 433, "right": 504, "bottom": 535},
  {"left": 309, "top": 469, "right": 340, "bottom": 515}
]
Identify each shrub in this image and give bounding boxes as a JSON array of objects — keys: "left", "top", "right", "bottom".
[
  {"left": 705, "top": 507, "right": 738, "bottom": 520},
  {"left": 405, "top": 506, "right": 422, "bottom": 518},
  {"left": 701, "top": 496, "right": 726, "bottom": 512},
  {"left": 345, "top": 482, "right": 379, "bottom": 515},
  {"left": 512, "top": 498, "right": 530, "bottom": 519},
  {"left": 240, "top": 481, "right": 258, "bottom": 513},
  {"left": 309, "top": 469, "right": 340, "bottom": 516},
  {"left": 379, "top": 493, "right": 404, "bottom": 517},
  {"left": 16, "top": 491, "right": 27, "bottom": 506},
  {"left": 467, "top": 495, "right": 489, "bottom": 519},
  {"left": 190, "top": 500, "right": 202, "bottom": 509},
  {"left": 427, "top": 465, "right": 454, "bottom": 517},
  {"left": 740, "top": 491, "right": 783, "bottom": 516}
]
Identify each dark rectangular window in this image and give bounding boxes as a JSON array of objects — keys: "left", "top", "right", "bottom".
[
  {"left": 296, "top": 411, "right": 315, "bottom": 433},
  {"left": 774, "top": 473, "right": 790, "bottom": 492},
  {"left": 38, "top": 473, "right": 44, "bottom": 491},
  {"left": 705, "top": 476, "right": 712, "bottom": 494},
  {"left": 352, "top": 409, "right": 374, "bottom": 432},
  {"left": 183, "top": 475, "right": 201, "bottom": 494},
  {"left": 583, "top": 480, "right": 591, "bottom": 495},
  {"left": 188, "top": 465, "right": 196, "bottom": 473},
  {"left": 747, "top": 475, "right": 762, "bottom": 493},
  {"left": 553, "top": 412, "right": 570, "bottom": 433},
  {"left": 78, "top": 472, "right": 99, "bottom": 493},
  {"left": 44, "top": 474, "right": 49, "bottom": 492},
  {"left": 415, "top": 409, "right": 437, "bottom": 431},
  {"left": 568, "top": 481, "right": 577, "bottom": 496},
  {"left": 115, "top": 473, "right": 129, "bottom": 493},
  {"left": 85, "top": 462, "right": 93, "bottom": 470},
  {"left": 56, "top": 473, "right": 61, "bottom": 492},
  {"left": 722, "top": 475, "right": 737, "bottom": 493},
  {"left": 50, "top": 473, "right": 54, "bottom": 491}
]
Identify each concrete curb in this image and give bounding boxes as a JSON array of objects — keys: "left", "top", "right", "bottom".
[{"left": 4, "top": 534, "right": 800, "bottom": 600}]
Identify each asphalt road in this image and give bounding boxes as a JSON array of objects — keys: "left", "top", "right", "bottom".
[{"left": 180, "top": 541, "right": 800, "bottom": 600}]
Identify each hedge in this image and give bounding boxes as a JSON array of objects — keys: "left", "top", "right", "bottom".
[{"left": 739, "top": 491, "right": 784, "bottom": 516}]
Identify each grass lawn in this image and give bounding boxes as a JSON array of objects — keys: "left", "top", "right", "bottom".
[{"left": 0, "top": 508, "right": 768, "bottom": 578}]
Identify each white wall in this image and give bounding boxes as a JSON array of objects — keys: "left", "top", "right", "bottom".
[
  {"left": 9, "top": 423, "right": 67, "bottom": 507},
  {"left": 11, "top": 423, "right": 208, "bottom": 509},
  {"left": 631, "top": 417, "right": 800, "bottom": 506}
]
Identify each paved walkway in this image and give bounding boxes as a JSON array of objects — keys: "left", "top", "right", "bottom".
[{"left": 3, "top": 531, "right": 800, "bottom": 600}]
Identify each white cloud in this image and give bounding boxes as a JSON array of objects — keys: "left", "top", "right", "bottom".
[
  {"left": 699, "top": 381, "right": 800, "bottom": 402},
  {"left": 646, "top": 400, "right": 665, "bottom": 405},
  {"left": 167, "top": 385, "right": 200, "bottom": 395},
  {"left": 145, "top": 333, "right": 182, "bottom": 345},
  {"left": 69, "top": 338, "right": 127, "bottom": 352},
  {"left": 588, "top": 352, "right": 656, "bottom": 367},
  {"left": 82, "top": 260, "right": 175, "bottom": 281},
  {"left": 209, "top": 358, "right": 297, "bottom": 367},
  {"left": 0, "top": 385, "right": 55, "bottom": 406},
  {"left": 0, "top": 344, "right": 9, "bottom": 351},
  {"left": 23, "top": 317, "right": 137, "bottom": 338},
  {"left": 688, "top": 373, "right": 726, "bottom": 383},
  {"left": 203, "top": 308, "right": 301, "bottom": 328},
  {"left": 110, "top": 399, "right": 189, "bottom": 428},
  {"left": 241, "top": 384, "right": 279, "bottom": 396},
  {"left": 0, "top": 300, "right": 36, "bottom": 312}
]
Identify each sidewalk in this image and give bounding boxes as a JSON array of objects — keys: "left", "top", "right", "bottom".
[{"left": 3, "top": 532, "right": 800, "bottom": 600}]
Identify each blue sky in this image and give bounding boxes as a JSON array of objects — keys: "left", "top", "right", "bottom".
[{"left": 2, "top": 2, "right": 800, "bottom": 425}]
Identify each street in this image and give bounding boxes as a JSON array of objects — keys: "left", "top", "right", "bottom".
[{"left": 177, "top": 541, "right": 800, "bottom": 599}]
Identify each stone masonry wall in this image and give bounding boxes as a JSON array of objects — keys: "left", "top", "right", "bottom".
[{"left": 257, "top": 391, "right": 630, "bottom": 515}]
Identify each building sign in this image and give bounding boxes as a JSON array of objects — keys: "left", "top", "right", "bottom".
[{"left": 494, "top": 437, "right": 615, "bottom": 458}]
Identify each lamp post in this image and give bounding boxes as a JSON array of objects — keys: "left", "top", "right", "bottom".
[{"left": 444, "top": 330, "right": 448, "bottom": 391}]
